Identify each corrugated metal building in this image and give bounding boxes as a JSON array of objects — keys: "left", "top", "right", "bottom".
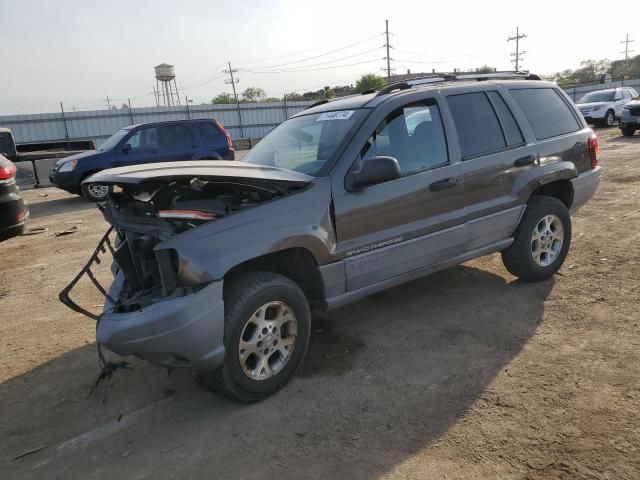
[{"left": 0, "top": 101, "right": 314, "bottom": 147}]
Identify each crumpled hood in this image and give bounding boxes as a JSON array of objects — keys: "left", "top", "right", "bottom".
[{"left": 84, "top": 161, "right": 313, "bottom": 187}]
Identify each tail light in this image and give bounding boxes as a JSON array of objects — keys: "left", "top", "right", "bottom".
[
  {"left": 0, "top": 162, "right": 17, "bottom": 181},
  {"left": 588, "top": 134, "right": 599, "bottom": 169},
  {"left": 215, "top": 120, "right": 234, "bottom": 150}
]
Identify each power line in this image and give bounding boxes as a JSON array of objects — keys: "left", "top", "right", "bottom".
[
  {"left": 238, "top": 33, "right": 382, "bottom": 71},
  {"left": 243, "top": 47, "right": 382, "bottom": 72},
  {"left": 507, "top": 26, "right": 526, "bottom": 72},
  {"left": 245, "top": 58, "right": 382, "bottom": 74},
  {"left": 621, "top": 33, "right": 634, "bottom": 60}
]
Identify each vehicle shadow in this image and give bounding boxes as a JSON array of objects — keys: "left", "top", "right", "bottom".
[
  {"left": 27, "top": 196, "right": 96, "bottom": 220},
  {"left": 0, "top": 263, "right": 553, "bottom": 479}
]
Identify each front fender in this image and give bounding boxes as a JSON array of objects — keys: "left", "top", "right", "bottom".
[{"left": 156, "top": 177, "right": 336, "bottom": 282}]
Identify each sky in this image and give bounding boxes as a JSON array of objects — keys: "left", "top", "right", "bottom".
[{"left": 0, "top": 0, "right": 636, "bottom": 114}]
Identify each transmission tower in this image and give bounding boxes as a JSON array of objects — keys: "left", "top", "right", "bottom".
[{"left": 507, "top": 26, "right": 527, "bottom": 72}]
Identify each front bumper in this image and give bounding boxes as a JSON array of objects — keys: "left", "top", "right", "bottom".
[
  {"left": 49, "top": 169, "right": 79, "bottom": 193},
  {"left": 619, "top": 114, "right": 639, "bottom": 127},
  {"left": 97, "top": 274, "right": 226, "bottom": 370},
  {"left": 570, "top": 167, "right": 601, "bottom": 214},
  {"left": 59, "top": 228, "right": 226, "bottom": 372}
]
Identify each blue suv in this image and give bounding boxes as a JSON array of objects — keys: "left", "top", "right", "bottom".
[{"left": 49, "top": 119, "right": 234, "bottom": 201}]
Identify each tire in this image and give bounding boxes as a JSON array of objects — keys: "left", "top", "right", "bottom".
[
  {"left": 621, "top": 125, "right": 636, "bottom": 137},
  {"left": 81, "top": 182, "right": 112, "bottom": 202},
  {"left": 603, "top": 110, "right": 615, "bottom": 128},
  {"left": 501, "top": 196, "right": 572, "bottom": 282},
  {"left": 202, "top": 271, "right": 311, "bottom": 403}
]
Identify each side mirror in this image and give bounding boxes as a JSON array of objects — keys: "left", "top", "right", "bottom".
[
  {"left": 122, "top": 143, "right": 132, "bottom": 153},
  {"left": 352, "top": 156, "right": 401, "bottom": 188}
]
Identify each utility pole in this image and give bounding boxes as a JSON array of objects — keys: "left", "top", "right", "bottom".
[
  {"left": 224, "top": 61, "right": 244, "bottom": 138},
  {"left": 383, "top": 19, "right": 393, "bottom": 82},
  {"left": 104, "top": 95, "right": 112, "bottom": 110},
  {"left": 620, "top": 33, "right": 634, "bottom": 60},
  {"left": 224, "top": 61, "right": 240, "bottom": 104},
  {"left": 507, "top": 26, "right": 527, "bottom": 72}
]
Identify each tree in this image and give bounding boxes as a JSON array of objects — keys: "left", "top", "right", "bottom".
[
  {"left": 355, "top": 74, "right": 386, "bottom": 93},
  {"left": 323, "top": 86, "right": 336, "bottom": 99},
  {"left": 241, "top": 87, "right": 267, "bottom": 103},
  {"left": 211, "top": 93, "right": 235, "bottom": 104},
  {"left": 263, "top": 97, "right": 282, "bottom": 103},
  {"left": 474, "top": 65, "right": 495, "bottom": 74},
  {"left": 283, "top": 92, "right": 303, "bottom": 101},
  {"left": 120, "top": 103, "right": 129, "bottom": 109}
]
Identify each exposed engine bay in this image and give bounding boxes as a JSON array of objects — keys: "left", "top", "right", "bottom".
[{"left": 93, "top": 177, "right": 304, "bottom": 313}]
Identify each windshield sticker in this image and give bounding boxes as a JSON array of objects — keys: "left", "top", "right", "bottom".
[{"left": 316, "top": 110, "right": 355, "bottom": 121}]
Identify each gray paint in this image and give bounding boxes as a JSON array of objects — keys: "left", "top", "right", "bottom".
[
  {"left": 85, "top": 79, "right": 601, "bottom": 370},
  {"left": 98, "top": 273, "right": 225, "bottom": 370}
]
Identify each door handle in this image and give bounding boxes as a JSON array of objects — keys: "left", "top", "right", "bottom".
[
  {"left": 429, "top": 177, "right": 459, "bottom": 191},
  {"left": 514, "top": 155, "right": 536, "bottom": 167}
]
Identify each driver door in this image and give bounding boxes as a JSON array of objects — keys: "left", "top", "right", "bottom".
[
  {"left": 113, "top": 126, "right": 160, "bottom": 167},
  {"left": 332, "top": 98, "right": 467, "bottom": 291}
]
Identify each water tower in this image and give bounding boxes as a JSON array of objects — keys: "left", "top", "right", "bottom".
[{"left": 154, "top": 63, "right": 181, "bottom": 106}]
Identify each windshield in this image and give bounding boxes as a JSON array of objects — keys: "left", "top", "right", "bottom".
[
  {"left": 242, "top": 110, "right": 365, "bottom": 176},
  {"left": 99, "top": 128, "right": 131, "bottom": 151},
  {"left": 580, "top": 91, "right": 615, "bottom": 103}
]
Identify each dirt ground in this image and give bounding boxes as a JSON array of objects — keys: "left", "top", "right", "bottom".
[{"left": 1, "top": 129, "right": 639, "bottom": 479}]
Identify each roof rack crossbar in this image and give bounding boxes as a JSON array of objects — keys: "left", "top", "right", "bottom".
[{"left": 367, "top": 71, "right": 540, "bottom": 97}]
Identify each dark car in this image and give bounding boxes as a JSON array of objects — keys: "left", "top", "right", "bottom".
[
  {"left": 49, "top": 119, "right": 234, "bottom": 202},
  {"left": 0, "top": 154, "right": 28, "bottom": 240},
  {"left": 61, "top": 73, "right": 600, "bottom": 403}
]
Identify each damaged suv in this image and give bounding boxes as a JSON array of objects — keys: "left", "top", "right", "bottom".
[{"left": 61, "top": 73, "right": 601, "bottom": 403}]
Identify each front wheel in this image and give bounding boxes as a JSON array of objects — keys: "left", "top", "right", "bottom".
[
  {"left": 81, "top": 182, "right": 111, "bottom": 202},
  {"left": 501, "top": 196, "right": 572, "bottom": 282},
  {"left": 602, "top": 110, "right": 615, "bottom": 128},
  {"left": 202, "top": 271, "right": 311, "bottom": 403}
]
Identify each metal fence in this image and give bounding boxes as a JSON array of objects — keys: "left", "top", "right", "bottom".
[
  {"left": 561, "top": 78, "right": 640, "bottom": 102},
  {"left": 0, "top": 100, "right": 315, "bottom": 147}
]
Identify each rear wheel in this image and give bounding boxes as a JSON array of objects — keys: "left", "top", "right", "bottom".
[
  {"left": 202, "top": 271, "right": 311, "bottom": 403},
  {"left": 501, "top": 196, "right": 572, "bottom": 282},
  {"left": 621, "top": 125, "right": 636, "bottom": 137},
  {"left": 81, "top": 182, "right": 111, "bottom": 202}
]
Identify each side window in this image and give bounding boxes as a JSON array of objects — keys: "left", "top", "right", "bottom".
[
  {"left": 447, "top": 92, "right": 505, "bottom": 159},
  {"left": 125, "top": 130, "right": 141, "bottom": 149},
  {"left": 126, "top": 127, "right": 159, "bottom": 149},
  {"left": 195, "top": 122, "right": 223, "bottom": 141},
  {"left": 361, "top": 102, "right": 448, "bottom": 175},
  {"left": 159, "top": 124, "right": 193, "bottom": 147},
  {"left": 509, "top": 88, "right": 581, "bottom": 140},
  {"left": 487, "top": 91, "right": 524, "bottom": 147}
]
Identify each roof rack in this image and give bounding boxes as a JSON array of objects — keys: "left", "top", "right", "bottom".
[
  {"left": 371, "top": 71, "right": 541, "bottom": 97},
  {"left": 305, "top": 99, "right": 329, "bottom": 110}
]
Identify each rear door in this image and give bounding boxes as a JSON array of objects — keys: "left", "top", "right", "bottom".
[
  {"left": 332, "top": 95, "right": 468, "bottom": 291},
  {"left": 156, "top": 123, "right": 197, "bottom": 162},
  {"left": 445, "top": 89, "right": 535, "bottom": 250}
]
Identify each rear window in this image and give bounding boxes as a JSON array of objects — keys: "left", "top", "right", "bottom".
[
  {"left": 510, "top": 88, "right": 581, "bottom": 140},
  {"left": 195, "top": 121, "right": 223, "bottom": 141},
  {"left": 447, "top": 92, "right": 505, "bottom": 159}
]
